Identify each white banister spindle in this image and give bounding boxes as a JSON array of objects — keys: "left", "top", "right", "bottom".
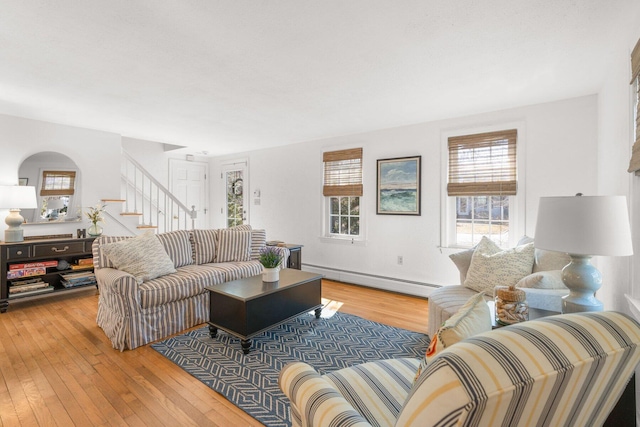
[{"left": 120, "top": 150, "right": 196, "bottom": 234}]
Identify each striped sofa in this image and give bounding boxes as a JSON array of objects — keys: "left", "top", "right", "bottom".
[
  {"left": 280, "top": 311, "right": 640, "bottom": 427},
  {"left": 93, "top": 227, "right": 289, "bottom": 351}
]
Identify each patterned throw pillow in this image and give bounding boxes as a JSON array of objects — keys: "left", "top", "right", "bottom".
[
  {"left": 414, "top": 292, "right": 491, "bottom": 381},
  {"left": 216, "top": 229, "right": 252, "bottom": 262},
  {"left": 464, "top": 236, "right": 535, "bottom": 293},
  {"left": 101, "top": 231, "right": 176, "bottom": 284}
]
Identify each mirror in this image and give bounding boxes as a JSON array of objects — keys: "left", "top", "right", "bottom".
[{"left": 18, "top": 152, "right": 82, "bottom": 224}]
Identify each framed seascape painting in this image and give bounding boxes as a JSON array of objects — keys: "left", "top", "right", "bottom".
[{"left": 376, "top": 155, "right": 421, "bottom": 215}]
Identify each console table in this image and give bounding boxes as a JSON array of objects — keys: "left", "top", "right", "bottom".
[{"left": 0, "top": 237, "right": 96, "bottom": 312}]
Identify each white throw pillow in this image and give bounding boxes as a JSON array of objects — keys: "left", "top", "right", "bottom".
[
  {"left": 464, "top": 236, "right": 535, "bottom": 293},
  {"left": 101, "top": 231, "right": 176, "bottom": 284},
  {"left": 516, "top": 270, "right": 566, "bottom": 289},
  {"left": 415, "top": 292, "right": 491, "bottom": 381}
]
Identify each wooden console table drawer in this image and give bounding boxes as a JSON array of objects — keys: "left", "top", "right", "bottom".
[
  {"left": 4, "top": 245, "right": 32, "bottom": 260},
  {"left": 33, "top": 241, "right": 86, "bottom": 257}
]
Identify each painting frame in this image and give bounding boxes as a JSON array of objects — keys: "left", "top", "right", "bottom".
[{"left": 376, "top": 155, "right": 421, "bottom": 215}]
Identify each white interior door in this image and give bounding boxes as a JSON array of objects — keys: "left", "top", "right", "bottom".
[
  {"left": 169, "top": 159, "right": 209, "bottom": 228},
  {"left": 222, "top": 160, "right": 248, "bottom": 227}
]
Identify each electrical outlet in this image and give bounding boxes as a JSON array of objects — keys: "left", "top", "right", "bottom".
[{"left": 397, "top": 255, "right": 403, "bottom": 265}]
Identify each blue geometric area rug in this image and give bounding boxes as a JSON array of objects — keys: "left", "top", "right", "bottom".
[{"left": 151, "top": 311, "right": 429, "bottom": 427}]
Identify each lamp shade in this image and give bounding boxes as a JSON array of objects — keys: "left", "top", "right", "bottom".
[
  {"left": 534, "top": 195, "right": 633, "bottom": 257},
  {"left": 0, "top": 185, "right": 37, "bottom": 209}
]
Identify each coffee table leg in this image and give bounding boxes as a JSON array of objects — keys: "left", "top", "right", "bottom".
[
  {"left": 241, "top": 339, "right": 251, "bottom": 354},
  {"left": 209, "top": 324, "right": 218, "bottom": 338},
  {"left": 315, "top": 307, "right": 322, "bottom": 319}
]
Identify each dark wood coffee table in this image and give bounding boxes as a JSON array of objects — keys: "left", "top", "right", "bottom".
[{"left": 205, "top": 269, "right": 323, "bottom": 354}]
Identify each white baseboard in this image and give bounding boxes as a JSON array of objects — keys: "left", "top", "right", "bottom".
[{"left": 302, "top": 264, "right": 438, "bottom": 298}]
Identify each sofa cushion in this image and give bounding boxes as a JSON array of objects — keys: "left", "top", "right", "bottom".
[
  {"left": 516, "top": 270, "right": 566, "bottom": 289},
  {"left": 138, "top": 264, "right": 226, "bottom": 308},
  {"left": 464, "top": 236, "right": 535, "bottom": 293},
  {"left": 200, "top": 260, "right": 262, "bottom": 282},
  {"left": 323, "top": 358, "right": 420, "bottom": 427},
  {"left": 449, "top": 246, "right": 475, "bottom": 285},
  {"left": 192, "top": 229, "right": 218, "bottom": 264},
  {"left": 216, "top": 229, "right": 252, "bottom": 262},
  {"left": 101, "top": 231, "right": 176, "bottom": 284},
  {"left": 157, "top": 230, "right": 193, "bottom": 268},
  {"left": 517, "top": 235, "right": 571, "bottom": 273}
]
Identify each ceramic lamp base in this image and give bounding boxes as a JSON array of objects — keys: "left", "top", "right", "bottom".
[{"left": 561, "top": 254, "right": 604, "bottom": 313}]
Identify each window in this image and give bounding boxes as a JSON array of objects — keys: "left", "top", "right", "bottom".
[
  {"left": 39, "top": 170, "right": 77, "bottom": 221},
  {"left": 628, "top": 38, "right": 640, "bottom": 174},
  {"left": 40, "top": 170, "right": 76, "bottom": 196},
  {"left": 323, "top": 148, "right": 362, "bottom": 238},
  {"left": 447, "top": 129, "right": 517, "bottom": 247}
]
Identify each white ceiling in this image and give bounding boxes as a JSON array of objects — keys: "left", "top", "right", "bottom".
[{"left": 0, "top": 1, "right": 637, "bottom": 156}]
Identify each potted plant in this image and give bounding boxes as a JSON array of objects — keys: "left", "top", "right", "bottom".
[
  {"left": 259, "top": 246, "right": 283, "bottom": 282},
  {"left": 85, "top": 202, "right": 106, "bottom": 236}
]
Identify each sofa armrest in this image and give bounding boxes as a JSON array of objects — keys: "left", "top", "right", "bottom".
[
  {"left": 273, "top": 246, "right": 290, "bottom": 269},
  {"left": 95, "top": 267, "right": 141, "bottom": 316},
  {"left": 279, "top": 362, "right": 372, "bottom": 427}
]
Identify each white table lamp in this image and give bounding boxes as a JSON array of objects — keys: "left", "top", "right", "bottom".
[
  {"left": 0, "top": 185, "right": 38, "bottom": 242},
  {"left": 534, "top": 195, "right": 633, "bottom": 313}
]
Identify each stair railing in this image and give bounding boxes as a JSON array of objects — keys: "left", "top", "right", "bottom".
[{"left": 121, "top": 150, "right": 197, "bottom": 233}]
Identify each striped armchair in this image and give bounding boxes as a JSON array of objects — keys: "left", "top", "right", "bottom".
[{"left": 280, "top": 311, "right": 640, "bottom": 427}]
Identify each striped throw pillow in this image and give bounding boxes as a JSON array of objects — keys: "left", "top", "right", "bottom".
[
  {"left": 216, "top": 229, "right": 252, "bottom": 262},
  {"left": 192, "top": 229, "right": 218, "bottom": 264},
  {"left": 157, "top": 230, "right": 193, "bottom": 267}
]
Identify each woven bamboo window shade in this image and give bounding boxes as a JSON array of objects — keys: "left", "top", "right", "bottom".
[
  {"left": 447, "top": 129, "right": 517, "bottom": 196},
  {"left": 40, "top": 170, "right": 76, "bottom": 196},
  {"left": 627, "top": 38, "right": 640, "bottom": 174},
  {"left": 323, "top": 148, "right": 363, "bottom": 196}
]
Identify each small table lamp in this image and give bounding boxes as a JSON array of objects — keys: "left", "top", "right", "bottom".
[
  {"left": 0, "top": 185, "right": 38, "bottom": 243},
  {"left": 534, "top": 194, "right": 633, "bottom": 313}
]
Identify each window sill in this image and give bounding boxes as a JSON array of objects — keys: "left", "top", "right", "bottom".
[{"left": 319, "top": 236, "right": 367, "bottom": 246}]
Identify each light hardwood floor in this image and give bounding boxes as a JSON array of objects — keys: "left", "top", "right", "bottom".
[{"left": 0, "top": 280, "right": 429, "bottom": 427}]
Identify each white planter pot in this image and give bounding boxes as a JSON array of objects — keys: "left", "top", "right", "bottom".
[{"left": 262, "top": 266, "right": 280, "bottom": 282}]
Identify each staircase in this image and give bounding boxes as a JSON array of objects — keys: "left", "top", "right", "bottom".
[{"left": 102, "top": 150, "right": 197, "bottom": 235}]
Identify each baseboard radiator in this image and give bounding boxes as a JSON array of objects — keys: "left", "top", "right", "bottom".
[{"left": 303, "top": 264, "right": 438, "bottom": 298}]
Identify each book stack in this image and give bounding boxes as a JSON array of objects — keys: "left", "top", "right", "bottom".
[
  {"left": 9, "top": 277, "right": 54, "bottom": 298},
  {"left": 7, "top": 260, "right": 58, "bottom": 280},
  {"left": 60, "top": 271, "right": 97, "bottom": 288},
  {"left": 71, "top": 258, "right": 94, "bottom": 271}
]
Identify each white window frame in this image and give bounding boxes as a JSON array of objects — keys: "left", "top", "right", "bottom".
[
  {"left": 440, "top": 122, "right": 526, "bottom": 249},
  {"left": 321, "top": 147, "right": 366, "bottom": 245}
]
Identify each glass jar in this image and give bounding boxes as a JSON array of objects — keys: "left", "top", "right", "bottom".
[{"left": 494, "top": 285, "right": 529, "bottom": 326}]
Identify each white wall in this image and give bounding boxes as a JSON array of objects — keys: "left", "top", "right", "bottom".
[
  {"left": 210, "top": 95, "right": 598, "bottom": 294},
  {"left": 596, "top": 17, "right": 640, "bottom": 314},
  {"left": 0, "top": 114, "right": 122, "bottom": 237}
]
